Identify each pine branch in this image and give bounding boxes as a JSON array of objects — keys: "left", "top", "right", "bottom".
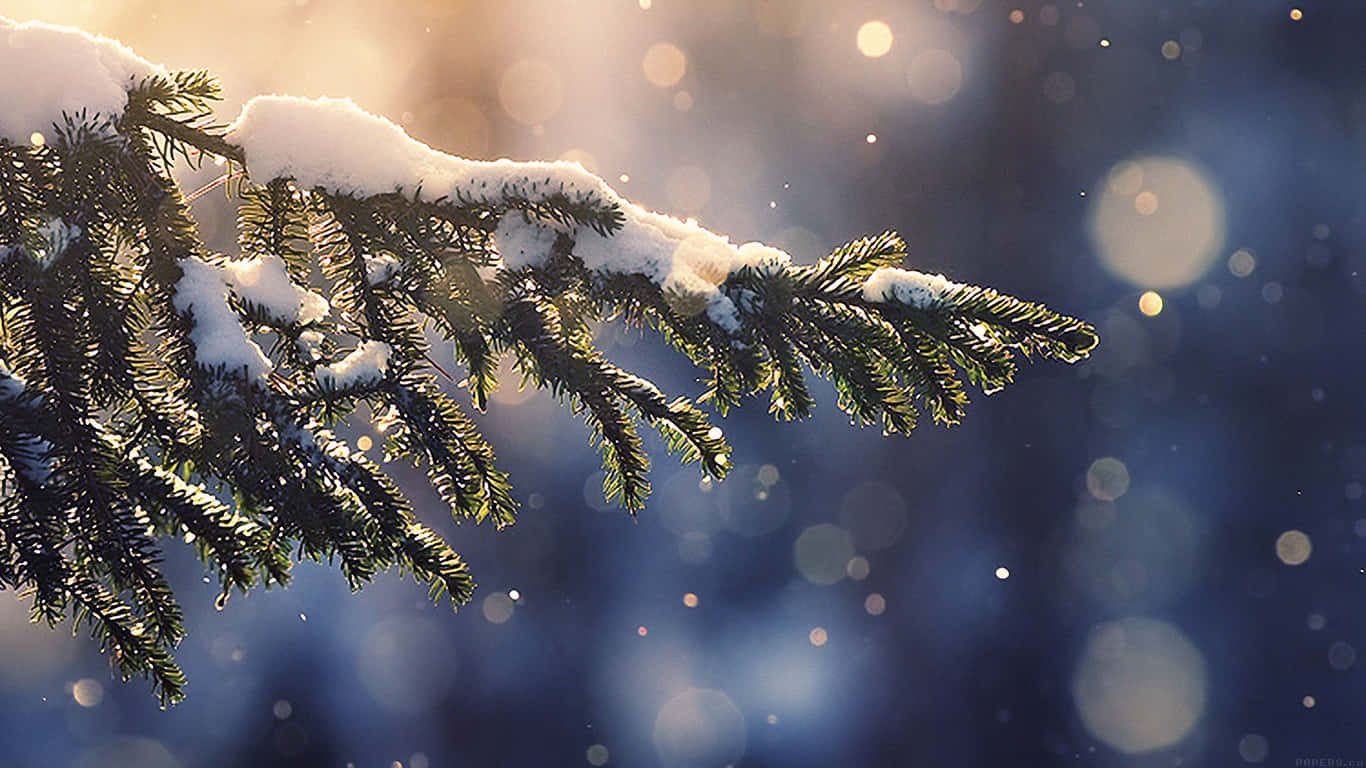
[{"left": 0, "top": 30, "right": 1098, "bottom": 704}]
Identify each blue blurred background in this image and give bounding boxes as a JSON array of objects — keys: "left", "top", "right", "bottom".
[{"left": 2, "top": 0, "right": 1364, "bottom": 765}]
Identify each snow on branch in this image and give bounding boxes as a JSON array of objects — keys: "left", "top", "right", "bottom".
[
  {"left": 0, "top": 16, "right": 163, "bottom": 144},
  {"left": 862, "top": 267, "right": 960, "bottom": 309},
  {"left": 0, "top": 13, "right": 959, "bottom": 334},
  {"left": 226, "top": 95, "right": 805, "bottom": 330},
  {"left": 314, "top": 340, "right": 392, "bottom": 389},
  {"left": 222, "top": 254, "right": 330, "bottom": 326},
  {"left": 172, "top": 258, "right": 273, "bottom": 381}
]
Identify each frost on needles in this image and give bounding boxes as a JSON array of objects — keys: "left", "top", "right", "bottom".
[{"left": 0, "top": 17, "right": 1098, "bottom": 704}]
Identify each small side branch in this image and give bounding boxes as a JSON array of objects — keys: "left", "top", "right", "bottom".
[{"left": 127, "top": 109, "right": 246, "bottom": 166}]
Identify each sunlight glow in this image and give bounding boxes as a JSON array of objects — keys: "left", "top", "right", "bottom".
[{"left": 856, "top": 21, "right": 894, "bottom": 58}]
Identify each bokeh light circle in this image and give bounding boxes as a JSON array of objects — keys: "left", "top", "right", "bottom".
[
  {"left": 482, "top": 592, "right": 515, "bottom": 624},
  {"left": 1328, "top": 640, "right": 1356, "bottom": 671},
  {"left": 908, "top": 49, "right": 963, "bottom": 104},
  {"left": 793, "top": 524, "right": 855, "bottom": 584},
  {"left": 856, "top": 21, "right": 894, "bottom": 58},
  {"left": 1088, "top": 156, "right": 1226, "bottom": 289},
  {"left": 1238, "top": 733, "right": 1269, "bottom": 763},
  {"left": 652, "top": 688, "right": 746, "bottom": 768},
  {"left": 642, "top": 43, "right": 687, "bottom": 88},
  {"left": 1072, "top": 617, "right": 1207, "bottom": 754},
  {"left": 1275, "top": 530, "right": 1312, "bottom": 565},
  {"left": 73, "top": 678, "right": 103, "bottom": 707},
  {"left": 1086, "top": 457, "right": 1131, "bottom": 501}
]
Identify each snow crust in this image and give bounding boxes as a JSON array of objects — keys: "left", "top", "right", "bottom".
[
  {"left": 173, "top": 258, "right": 273, "bottom": 381},
  {"left": 222, "top": 254, "right": 330, "bottom": 326},
  {"left": 227, "top": 95, "right": 793, "bottom": 331},
  {"left": 0, "top": 16, "right": 164, "bottom": 145},
  {"left": 314, "top": 341, "right": 391, "bottom": 389},
  {"left": 861, "top": 267, "right": 959, "bottom": 309}
]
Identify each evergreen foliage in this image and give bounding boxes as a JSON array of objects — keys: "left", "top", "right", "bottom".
[{"left": 0, "top": 68, "right": 1096, "bottom": 704}]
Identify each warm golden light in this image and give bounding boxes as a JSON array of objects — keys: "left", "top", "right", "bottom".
[
  {"left": 808, "top": 627, "right": 828, "bottom": 646},
  {"left": 642, "top": 43, "right": 688, "bottom": 88},
  {"left": 856, "top": 21, "right": 894, "bottom": 58},
  {"left": 72, "top": 678, "right": 103, "bottom": 707},
  {"left": 1089, "top": 156, "right": 1225, "bottom": 289},
  {"left": 29, "top": 131, "right": 44, "bottom": 147},
  {"left": 682, "top": 592, "right": 699, "bottom": 608},
  {"left": 995, "top": 566, "right": 1010, "bottom": 580},
  {"left": 1073, "top": 618, "right": 1207, "bottom": 753},
  {"left": 1276, "top": 530, "right": 1312, "bottom": 565},
  {"left": 1290, "top": 8, "right": 1303, "bottom": 20},
  {"left": 1138, "top": 291, "right": 1163, "bottom": 316}
]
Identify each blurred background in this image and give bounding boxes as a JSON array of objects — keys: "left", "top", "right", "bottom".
[{"left": 2, "top": 0, "right": 1365, "bottom": 765}]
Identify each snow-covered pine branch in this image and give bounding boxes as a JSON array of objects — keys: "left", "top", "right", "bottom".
[{"left": 0, "top": 17, "right": 1096, "bottom": 703}]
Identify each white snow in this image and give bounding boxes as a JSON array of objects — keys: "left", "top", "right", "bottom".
[
  {"left": 221, "top": 254, "right": 330, "bottom": 326},
  {"left": 227, "top": 96, "right": 619, "bottom": 204},
  {"left": 493, "top": 212, "right": 559, "bottom": 270},
  {"left": 861, "top": 267, "right": 959, "bottom": 309},
  {"left": 227, "top": 95, "right": 794, "bottom": 332},
  {"left": 296, "top": 330, "right": 325, "bottom": 360},
  {"left": 314, "top": 341, "right": 391, "bottom": 389},
  {"left": 362, "top": 253, "right": 401, "bottom": 285},
  {"left": 0, "top": 17, "right": 164, "bottom": 145},
  {"left": 173, "top": 258, "right": 273, "bottom": 381}
]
